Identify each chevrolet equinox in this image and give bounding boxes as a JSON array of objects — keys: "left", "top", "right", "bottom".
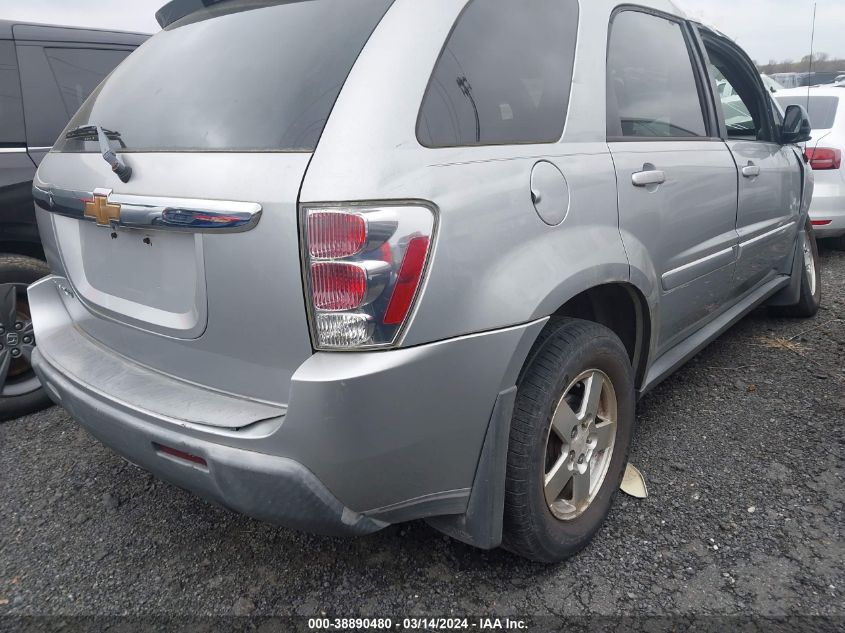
[{"left": 28, "top": 0, "right": 819, "bottom": 562}]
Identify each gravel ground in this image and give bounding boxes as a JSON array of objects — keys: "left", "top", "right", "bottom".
[{"left": 1, "top": 247, "right": 843, "bottom": 623}]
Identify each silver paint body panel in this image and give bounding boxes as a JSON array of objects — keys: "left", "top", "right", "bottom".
[{"left": 28, "top": 0, "right": 811, "bottom": 533}]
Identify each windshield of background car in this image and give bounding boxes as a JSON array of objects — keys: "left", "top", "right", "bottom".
[
  {"left": 776, "top": 95, "right": 839, "bottom": 130},
  {"left": 54, "top": 0, "right": 395, "bottom": 153}
]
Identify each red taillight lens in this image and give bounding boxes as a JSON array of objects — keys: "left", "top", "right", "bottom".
[
  {"left": 384, "top": 237, "right": 430, "bottom": 325},
  {"left": 302, "top": 205, "right": 435, "bottom": 349},
  {"left": 805, "top": 147, "right": 842, "bottom": 170},
  {"left": 812, "top": 220, "right": 832, "bottom": 226},
  {"left": 307, "top": 211, "right": 367, "bottom": 259},
  {"left": 310, "top": 262, "right": 368, "bottom": 311}
]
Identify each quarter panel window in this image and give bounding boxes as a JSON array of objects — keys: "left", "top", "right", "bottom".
[
  {"left": 607, "top": 11, "right": 707, "bottom": 139},
  {"left": 417, "top": 0, "right": 579, "bottom": 148},
  {"left": 0, "top": 40, "right": 25, "bottom": 146}
]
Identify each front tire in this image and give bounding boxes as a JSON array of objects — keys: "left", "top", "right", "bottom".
[
  {"left": 0, "top": 254, "right": 52, "bottom": 422},
  {"left": 771, "top": 220, "right": 821, "bottom": 319},
  {"left": 502, "top": 318, "right": 635, "bottom": 563}
]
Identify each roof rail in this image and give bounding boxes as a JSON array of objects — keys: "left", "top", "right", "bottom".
[{"left": 156, "top": 0, "right": 228, "bottom": 28}]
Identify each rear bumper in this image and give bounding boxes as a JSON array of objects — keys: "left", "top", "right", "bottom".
[
  {"left": 809, "top": 182, "right": 845, "bottom": 238},
  {"left": 29, "top": 276, "right": 544, "bottom": 535},
  {"left": 32, "top": 347, "right": 386, "bottom": 536}
]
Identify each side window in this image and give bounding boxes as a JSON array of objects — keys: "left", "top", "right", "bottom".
[
  {"left": 0, "top": 40, "right": 25, "bottom": 146},
  {"left": 44, "top": 48, "right": 130, "bottom": 119},
  {"left": 607, "top": 11, "right": 707, "bottom": 139},
  {"left": 417, "top": 0, "right": 579, "bottom": 147},
  {"left": 704, "top": 42, "right": 773, "bottom": 142},
  {"left": 711, "top": 66, "right": 756, "bottom": 136}
]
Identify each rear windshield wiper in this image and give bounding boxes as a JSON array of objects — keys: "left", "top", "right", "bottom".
[
  {"left": 65, "top": 124, "right": 133, "bottom": 183},
  {"left": 65, "top": 125, "right": 124, "bottom": 145}
]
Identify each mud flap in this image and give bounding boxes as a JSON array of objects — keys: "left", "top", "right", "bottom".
[
  {"left": 767, "top": 224, "right": 804, "bottom": 307},
  {"left": 425, "top": 387, "right": 516, "bottom": 550}
]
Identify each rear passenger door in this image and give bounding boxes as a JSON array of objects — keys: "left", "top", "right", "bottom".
[
  {"left": 698, "top": 31, "right": 802, "bottom": 297},
  {"left": 607, "top": 9, "right": 739, "bottom": 356},
  {"left": 15, "top": 42, "right": 131, "bottom": 165}
]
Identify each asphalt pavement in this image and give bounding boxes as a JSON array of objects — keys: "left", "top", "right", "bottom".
[{"left": 1, "top": 247, "right": 842, "bottom": 624}]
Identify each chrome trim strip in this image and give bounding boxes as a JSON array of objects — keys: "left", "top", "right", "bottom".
[
  {"left": 0, "top": 147, "right": 27, "bottom": 154},
  {"left": 27, "top": 146, "right": 53, "bottom": 152},
  {"left": 662, "top": 246, "right": 737, "bottom": 291},
  {"left": 33, "top": 184, "right": 262, "bottom": 233},
  {"left": 738, "top": 222, "right": 796, "bottom": 256}
]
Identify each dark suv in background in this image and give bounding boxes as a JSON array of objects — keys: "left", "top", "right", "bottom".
[{"left": 0, "top": 21, "right": 146, "bottom": 420}]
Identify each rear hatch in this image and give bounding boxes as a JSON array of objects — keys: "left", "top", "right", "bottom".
[{"left": 35, "top": 0, "right": 395, "bottom": 408}]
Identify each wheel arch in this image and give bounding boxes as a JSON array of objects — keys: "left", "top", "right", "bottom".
[{"left": 524, "top": 281, "right": 653, "bottom": 391}]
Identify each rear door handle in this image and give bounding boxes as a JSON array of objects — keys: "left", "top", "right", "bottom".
[
  {"left": 742, "top": 163, "right": 761, "bottom": 178},
  {"left": 632, "top": 170, "right": 666, "bottom": 187}
]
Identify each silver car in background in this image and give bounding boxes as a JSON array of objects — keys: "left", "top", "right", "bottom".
[{"left": 28, "top": 0, "right": 819, "bottom": 562}]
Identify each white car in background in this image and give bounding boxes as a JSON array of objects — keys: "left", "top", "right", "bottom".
[{"left": 777, "top": 86, "right": 845, "bottom": 249}]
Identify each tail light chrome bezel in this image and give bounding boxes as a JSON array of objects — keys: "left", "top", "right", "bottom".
[{"left": 299, "top": 200, "right": 438, "bottom": 351}]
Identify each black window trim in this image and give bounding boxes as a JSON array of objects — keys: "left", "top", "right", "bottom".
[
  {"left": 605, "top": 5, "right": 722, "bottom": 144},
  {"left": 415, "top": 0, "right": 580, "bottom": 150},
  {"left": 695, "top": 25, "right": 781, "bottom": 145}
]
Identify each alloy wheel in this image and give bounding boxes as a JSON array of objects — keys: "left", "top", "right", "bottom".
[
  {"left": 543, "top": 370, "right": 618, "bottom": 521},
  {"left": 803, "top": 230, "right": 817, "bottom": 297},
  {"left": 0, "top": 283, "right": 41, "bottom": 398}
]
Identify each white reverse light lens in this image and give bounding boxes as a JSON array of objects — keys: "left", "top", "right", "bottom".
[{"left": 315, "top": 313, "right": 373, "bottom": 348}]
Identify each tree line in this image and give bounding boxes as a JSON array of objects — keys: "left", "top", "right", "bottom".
[{"left": 758, "top": 53, "right": 845, "bottom": 75}]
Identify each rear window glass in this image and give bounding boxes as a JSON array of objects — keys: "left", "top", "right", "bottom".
[
  {"left": 55, "top": 0, "right": 394, "bottom": 153},
  {"left": 775, "top": 95, "right": 839, "bottom": 130},
  {"left": 45, "top": 48, "right": 130, "bottom": 120},
  {"left": 417, "top": 0, "right": 579, "bottom": 147}
]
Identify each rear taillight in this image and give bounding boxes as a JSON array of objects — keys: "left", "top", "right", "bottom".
[
  {"left": 805, "top": 147, "right": 842, "bottom": 170},
  {"left": 302, "top": 204, "right": 436, "bottom": 350},
  {"left": 383, "top": 236, "right": 430, "bottom": 325},
  {"left": 307, "top": 212, "right": 367, "bottom": 259},
  {"left": 310, "top": 262, "right": 368, "bottom": 311}
]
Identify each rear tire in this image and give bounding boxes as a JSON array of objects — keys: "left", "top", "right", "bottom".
[
  {"left": 502, "top": 318, "right": 635, "bottom": 563},
  {"left": 0, "top": 254, "right": 52, "bottom": 422},
  {"left": 770, "top": 220, "right": 821, "bottom": 319}
]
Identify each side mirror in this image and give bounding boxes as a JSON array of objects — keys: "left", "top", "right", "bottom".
[{"left": 781, "top": 104, "right": 812, "bottom": 144}]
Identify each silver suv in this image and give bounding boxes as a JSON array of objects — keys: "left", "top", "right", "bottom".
[{"left": 28, "top": 0, "right": 819, "bottom": 562}]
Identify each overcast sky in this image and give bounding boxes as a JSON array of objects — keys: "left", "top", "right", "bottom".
[{"left": 0, "top": 0, "right": 841, "bottom": 63}]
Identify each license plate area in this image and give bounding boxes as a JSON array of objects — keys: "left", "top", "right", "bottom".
[{"left": 54, "top": 215, "right": 207, "bottom": 339}]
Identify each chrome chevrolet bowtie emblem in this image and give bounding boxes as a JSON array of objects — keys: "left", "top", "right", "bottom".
[{"left": 84, "top": 193, "right": 121, "bottom": 227}]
